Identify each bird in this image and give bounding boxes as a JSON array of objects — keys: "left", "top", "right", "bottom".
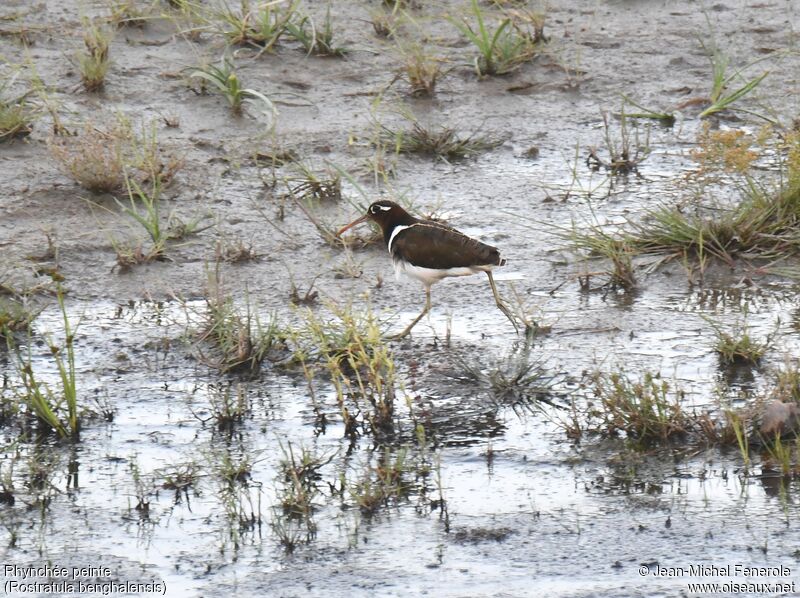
[{"left": 337, "top": 200, "right": 518, "bottom": 339}]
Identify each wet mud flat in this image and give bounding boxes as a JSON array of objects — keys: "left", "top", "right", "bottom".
[{"left": 2, "top": 0, "right": 800, "bottom": 596}]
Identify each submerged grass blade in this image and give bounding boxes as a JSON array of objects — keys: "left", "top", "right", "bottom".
[{"left": 9, "top": 289, "right": 80, "bottom": 439}]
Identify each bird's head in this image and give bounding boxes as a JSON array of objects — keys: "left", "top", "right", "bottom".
[{"left": 337, "top": 200, "right": 412, "bottom": 236}]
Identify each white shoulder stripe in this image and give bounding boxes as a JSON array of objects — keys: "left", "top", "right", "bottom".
[{"left": 388, "top": 224, "right": 415, "bottom": 255}]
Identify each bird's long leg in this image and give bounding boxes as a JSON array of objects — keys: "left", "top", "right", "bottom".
[
  {"left": 391, "top": 286, "right": 432, "bottom": 340},
  {"left": 487, "top": 271, "right": 520, "bottom": 333}
]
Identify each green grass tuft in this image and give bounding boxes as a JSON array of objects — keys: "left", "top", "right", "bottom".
[
  {"left": 211, "top": 0, "right": 298, "bottom": 51},
  {"left": 190, "top": 54, "right": 277, "bottom": 125},
  {"left": 9, "top": 291, "right": 80, "bottom": 439},
  {"left": 288, "top": 301, "right": 396, "bottom": 442},
  {"left": 285, "top": 5, "right": 347, "bottom": 57},
  {"left": 587, "top": 371, "right": 691, "bottom": 444},
  {"left": 0, "top": 71, "right": 36, "bottom": 142},
  {"left": 380, "top": 120, "right": 504, "bottom": 161},
  {"left": 707, "top": 313, "right": 772, "bottom": 366},
  {"left": 451, "top": 0, "right": 545, "bottom": 76},
  {"left": 78, "top": 19, "right": 112, "bottom": 92},
  {"left": 195, "top": 267, "right": 284, "bottom": 374}
]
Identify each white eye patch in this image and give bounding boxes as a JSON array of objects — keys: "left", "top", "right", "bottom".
[{"left": 371, "top": 204, "right": 391, "bottom": 213}]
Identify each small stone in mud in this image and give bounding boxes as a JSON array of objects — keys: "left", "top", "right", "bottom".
[
  {"left": 453, "top": 526, "right": 514, "bottom": 544},
  {"left": 522, "top": 146, "right": 540, "bottom": 159}
]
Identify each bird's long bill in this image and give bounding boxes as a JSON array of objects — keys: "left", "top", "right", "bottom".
[{"left": 337, "top": 213, "right": 370, "bottom": 237}]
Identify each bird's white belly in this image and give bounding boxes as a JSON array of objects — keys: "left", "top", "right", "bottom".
[{"left": 393, "top": 259, "right": 492, "bottom": 287}]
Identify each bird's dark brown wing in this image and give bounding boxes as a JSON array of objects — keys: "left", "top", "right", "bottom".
[{"left": 391, "top": 222, "right": 503, "bottom": 269}]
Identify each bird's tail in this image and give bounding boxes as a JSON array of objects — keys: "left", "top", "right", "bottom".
[{"left": 498, "top": 257, "right": 507, "bottom": 267}]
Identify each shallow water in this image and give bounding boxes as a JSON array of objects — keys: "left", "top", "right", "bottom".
[{"left": 3, "top": 294, "right": 799, "bottom": 596}]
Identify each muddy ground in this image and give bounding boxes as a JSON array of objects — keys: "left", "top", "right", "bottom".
[{"left": 2, "top": 0, "right": 800, "bottom": 596}]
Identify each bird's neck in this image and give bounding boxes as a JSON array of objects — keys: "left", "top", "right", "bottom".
[{"left": 382, "top": 214, "right": 418, "bottom": 247}]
